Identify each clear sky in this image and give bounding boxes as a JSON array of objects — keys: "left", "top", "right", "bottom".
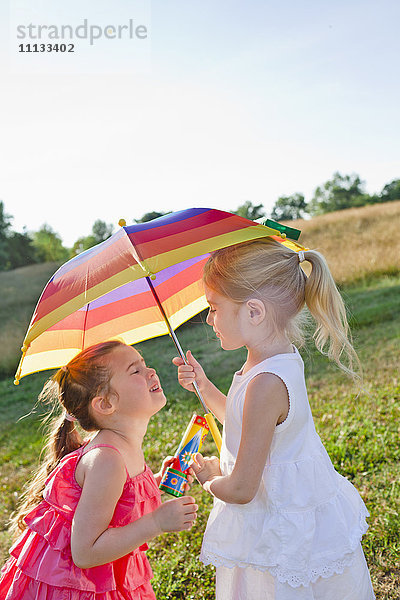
[{"left": 1, "top": 0, "right": 399, "bottom": 246}]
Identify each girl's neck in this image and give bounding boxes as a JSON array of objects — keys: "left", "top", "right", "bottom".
[
  {"left": 92, "top": 416, "right": 148, "bottom": 459},
  {"left": 90, "top": 427, "right": 146, "bottom": 478},
  {"left": 243, "top": 337, "right": 293, "bottom": 374}
]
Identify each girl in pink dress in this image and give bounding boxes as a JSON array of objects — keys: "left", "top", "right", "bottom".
[{"left": 1, "top": 340, "right": 198, "bottom": 600}]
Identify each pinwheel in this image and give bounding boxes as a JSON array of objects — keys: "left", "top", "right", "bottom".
[{"left": 14, "top": 208, "right": 305, "bottom": 452}]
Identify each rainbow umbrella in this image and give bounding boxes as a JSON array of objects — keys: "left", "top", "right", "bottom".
[{"left": 14, "top": 208, "right": 305, "bottom": 450}]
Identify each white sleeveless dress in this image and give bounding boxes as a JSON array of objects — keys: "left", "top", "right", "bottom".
[{"left": 200, "top": 347, "right": 375, "bottom": 599}]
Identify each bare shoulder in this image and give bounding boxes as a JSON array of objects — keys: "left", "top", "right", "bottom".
[
  {"left": 245, "top": 372, "right": 289, "bottom": 424},
  {"left": 248, "top": 371, "right": 288, "bottom": 395},
  {"left": 75, "top": 446, "right": 127, "bottom": 489}
]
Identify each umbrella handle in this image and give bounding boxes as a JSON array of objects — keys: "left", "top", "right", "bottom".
[
  {"left": 204, "top": 413, "right": 222, "bottom": 453},
  {"left": 170, "top": 336, "right": 222, "bottom": 452},
  {"left": 145, "top": 277, "right": 222, "bottom": 452},
  {"left": 189, "top": 377, "right": 222, "bottom": 453}
]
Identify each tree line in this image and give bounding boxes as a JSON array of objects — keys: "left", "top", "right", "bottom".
[
  {"left": 264, "top": 172, "right": 399, "bottom": 222},
  {"left": 1, "top": 172, "right": 399, "bottom": 271},
  {"left": 133, "top": 173, "right": 400, "bottom": 223},
  {"left": 0, "top": 206, "right": 115, "bottom": 271}
]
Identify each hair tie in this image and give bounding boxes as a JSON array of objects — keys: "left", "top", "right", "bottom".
[
  {"left": 298, "top": 250, "right": 305, "bottom": 263},
  {"left": 65, "top": 412, "right": 77, "bottom": 422}
]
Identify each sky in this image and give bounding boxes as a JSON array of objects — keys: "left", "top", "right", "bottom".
[{"left": 1, "top": 0, "right": 399, "bottom": 246}]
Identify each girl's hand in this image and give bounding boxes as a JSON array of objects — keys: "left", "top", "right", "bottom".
[
  {"left": 185, "top": 466, "right": 195, "bottom": 492},
  {"left": 153, "top": 456, "right": 174, "bottom": 487},
  {"left": 172, "top": 350, "right": 208, "bottom": 394},
  {"left": 191, "top": 453, "right": 221, "bottom": 488},
  {"left": 155, "top": 457, "right": 195, "bottom": 492},
  {"left": 153, "top": 496, "right": 198, "bottom": 532},
  {"left": 159, "top": 456, "right": 174, "bottom": 478}
]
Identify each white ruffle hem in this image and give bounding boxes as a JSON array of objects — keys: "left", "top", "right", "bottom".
[
  {"left": 215, "top": 543, "right": 375, "bottom": 600},
  {"left": 200, "top": 473, "right": 369, "bottom": 588}
]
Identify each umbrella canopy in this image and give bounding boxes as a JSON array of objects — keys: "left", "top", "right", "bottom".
[{"left": 15, "top": 208, "right": 304, "bottom": 384}]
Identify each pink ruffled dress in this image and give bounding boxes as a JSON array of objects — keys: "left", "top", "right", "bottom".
[{"left": 0, "top": 443, "right": 162, "bottom": 600}]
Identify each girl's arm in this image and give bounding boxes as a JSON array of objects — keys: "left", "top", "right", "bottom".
[
  {"left": 71, "top": 448, "right": 197, "bottom": 569},
  {"left": 172, "top": 350, "right": 226, "bottom": 423},
  {"left": 192, "top": 373, "right": 289, "bottom": 504}
]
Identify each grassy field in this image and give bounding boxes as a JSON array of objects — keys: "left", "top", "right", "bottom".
[{"left": 0, "top": 203, "right": 399, "bottom": 598}]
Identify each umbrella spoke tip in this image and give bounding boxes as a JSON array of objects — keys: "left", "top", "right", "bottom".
[{"left": 118, "top": 218, "right": 127, "bottom": 227}]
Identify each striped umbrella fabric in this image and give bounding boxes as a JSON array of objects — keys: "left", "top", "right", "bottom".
[{"left": 15, "top": 208, "right": 305, "bottom": 383}]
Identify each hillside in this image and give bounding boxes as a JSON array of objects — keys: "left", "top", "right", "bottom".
[
  {"left": 0, "top": 262, "right": 61, "bottom": 377},
  {"left": 288, "top": 200, "right": 400, "bottom": 284}
]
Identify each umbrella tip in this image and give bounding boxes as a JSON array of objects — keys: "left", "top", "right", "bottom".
[{"left": 118, "top": 218, "right": 126, "bottom": 227}]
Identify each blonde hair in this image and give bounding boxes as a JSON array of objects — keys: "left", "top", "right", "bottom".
[
  {"left": 10, "top": 340, "right": 126, "bottom": 538},
  {"left": 203, "top": 237, "right": 360, "bottom": 377}
]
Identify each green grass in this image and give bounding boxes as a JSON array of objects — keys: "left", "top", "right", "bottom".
[{"left": 0, "top": 275, "right": 399, "bottom": 598}]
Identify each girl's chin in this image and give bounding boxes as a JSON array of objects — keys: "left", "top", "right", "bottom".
[
  {"left": 221, "top": 340, "right": 242, "bottom": 351},
  {"left": 155, "top": 393, "right": 167, "bottom": 409}
]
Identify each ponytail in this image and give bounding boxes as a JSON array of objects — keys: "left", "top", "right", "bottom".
[
  {"left": 9, "top": 340, "right": 124, "bottom": 539},
  {"left": 9, "top": 411, "right": 83, "bottom": 539},
  {"left": 303, "top": 249, "right": 360, "bottom": 378},
  {"left": 204, "top": 238, "right": 361, "bottom": 378}
]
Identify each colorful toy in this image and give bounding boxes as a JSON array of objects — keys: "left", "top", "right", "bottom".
[{"left": 159, "top": 414, "right": 210, "bottom": 497}]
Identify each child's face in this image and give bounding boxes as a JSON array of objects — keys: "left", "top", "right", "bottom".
[
  {"left": 205, "top": 286, "right": 248, "bottom": 350},
  {"left": 108, "top": 345, "right": 166, "bottom": 419}
]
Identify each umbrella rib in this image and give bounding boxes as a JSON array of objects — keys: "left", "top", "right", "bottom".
[
  {"left": 145, "top": 276, "right": 209, "bottom": 414},
  {"left": 81, "top": 302, "right": 90, "bottom": 351}
]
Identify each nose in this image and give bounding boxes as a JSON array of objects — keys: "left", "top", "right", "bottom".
[
  {"left": 146, "top": 366, "right": 156, "bottom": 378},
  {"left": 206, "top": 309, "right": 213, "bottom": 326}
]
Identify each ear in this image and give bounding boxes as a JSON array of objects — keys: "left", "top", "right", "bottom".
[
  {"left": 246, "top": 298, "right": 266, "bottom": 324},
  {"left": 91, "top": 395, "right": 116, "bottom": 417}
]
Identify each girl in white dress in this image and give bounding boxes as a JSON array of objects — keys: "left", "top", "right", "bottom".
[{"left": 174, "top": 238, "right": 375, "bottom": 600}]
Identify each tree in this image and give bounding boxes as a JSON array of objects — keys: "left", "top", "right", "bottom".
[
  {"left": 71, "top": 220, "right": 114, "bottom": 256},
  {"left": 379, "top": 179, "right": 400, "bottom": 203},
  {"left": 307, "top": 172, "right": 371, "bottom": 216},
  {"left": 32, "top": 225, "right": 69, "bottom": 262},
  {"left": 234, "top": 201, "right": 265, "bottom": 221},
  {"left": 0, "top": 201, "right": 12, "bottom": 270},
  {"left": 5, "top": 230, "right": 37, "bottom": 270},
  {"left": 135, "top": 211, "right": 169, "bottom": 223},
  {"left": 92, "top": 219, "right": 114, "bottom": 243},
  {"left": 0, "top": 203, "right": 34, "bottom": 271},
  {"left": 270, "top": 193, "right": 307, "bottom": 221},
  {"left": 0, "top": 201, "right": 12, "bottom": 237}
]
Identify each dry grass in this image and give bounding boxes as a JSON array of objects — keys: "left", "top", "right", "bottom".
[{"left": 287, "top": 201, "right": 400, "bottom": 284}]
